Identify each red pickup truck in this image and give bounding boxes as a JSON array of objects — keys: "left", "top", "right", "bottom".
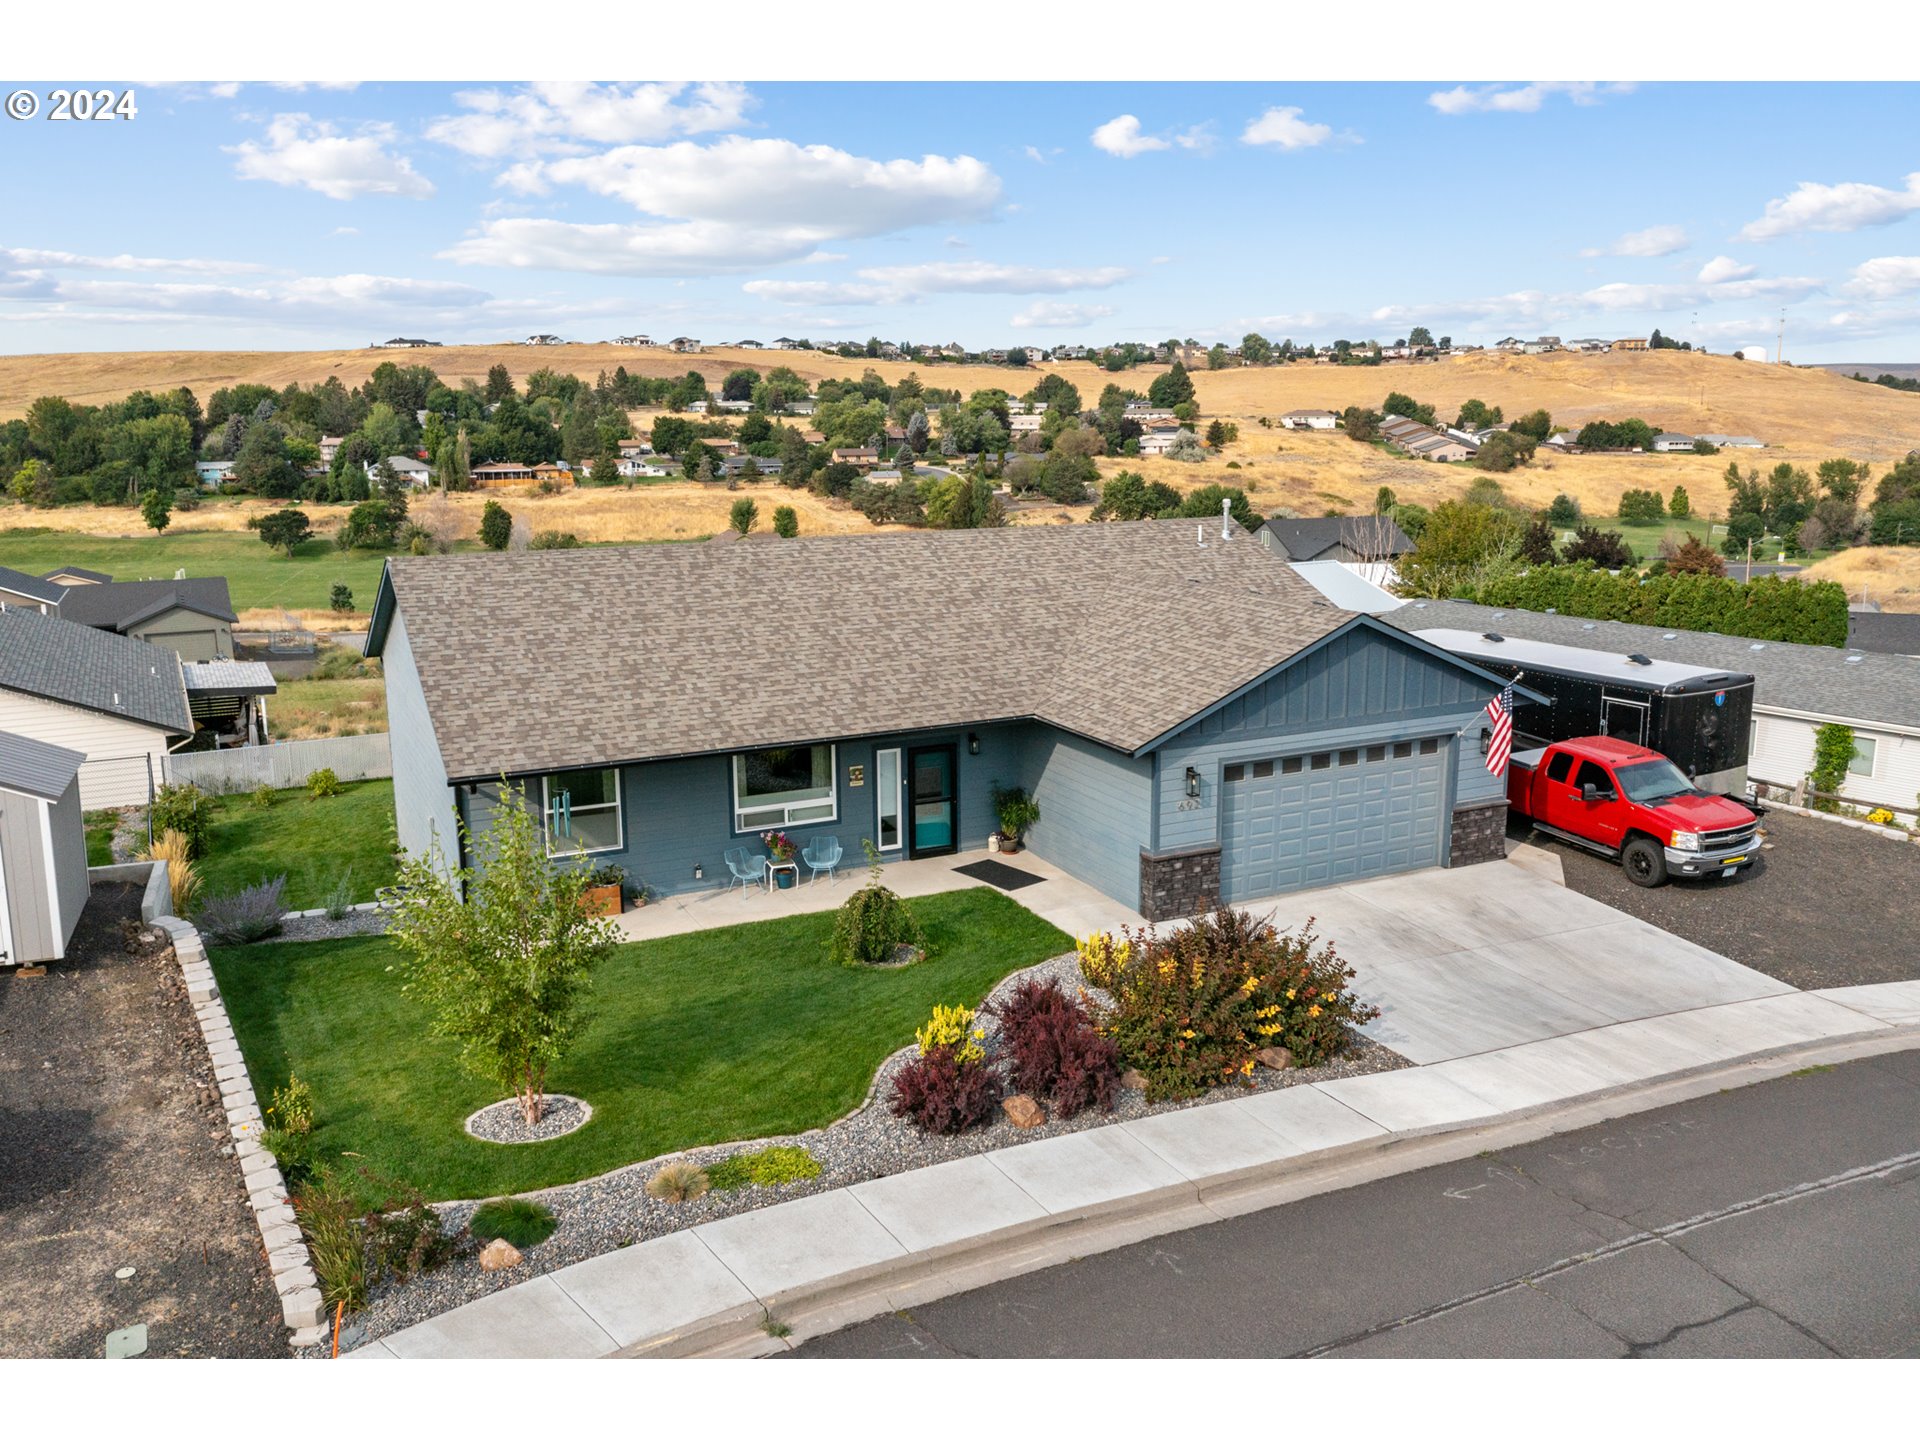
[{"left": 1507, "top": 736, "right": 1760, "bottom": 887}]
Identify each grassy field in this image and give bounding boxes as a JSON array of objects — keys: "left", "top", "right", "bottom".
[
  {"left": 1801, "top": 546, "right": 1920, "bottom": 611},
  {"left": 208, "top": 887, "right": 1072, "bottom": 1200},
  {"left": 194, "top": 778, "right": 396, "bottom": 911},
  {"left": 269, "top": 673, "right": 388, "bottom": 740}
]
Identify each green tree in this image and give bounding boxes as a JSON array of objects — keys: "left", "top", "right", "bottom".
[
  {"left": 1374, "top": 486, "right": 1397, "bottom": 514},
  {"left": 1398, "top": 500, "right": 1524, "bottom": 598},
  {"left": 1147, "top": 361, "right": 1195, "bottom": 408},
  {"left": 772, "top": 505, "right": 799, "bottom": 538},
  {"left": 1455, "top": 398, "right": 1503, "bottom": 429},
  {"left": 484, "top": 364, "right": 516, "bottom": 404},
  {"left": 1816, "top": 457, "right": 1868, "bottom": 504},
  {"left": 480, "top": 499, "right": 513, "bottom": 551},
  {"left": 1240, "top": 333, "right": 1272, "bottom": 365},
  {"left": 1341, "top": 407, "right": 1380, "bottom": 442},
  {"left": 1616, "top": 489, "right": 1666, "bottom": 523},
  {"left": 1510, "top": 409, "right": 1553, "bottom": 442},
  {"left": 387, "top": 784, "right": 617, "bottom": 1126},
  {"left": 1207, "top": 344, "right": 1231, "bottom": 370},
  {"left": 728, "top": 496, "right": 759, "bottom": 535},
  {"left": 1178, "top": 484, "right": 1262, "bottom": 532},
  {"left": 140, "top": 485, "right": 173, "bottom": 533},
  {"left": 1545, "top": 493, "right": 1582, "bottom": 526},
  {"left": 330, "top": 583, "right": 355, "bottom": 613},
  {"left": 1668, "top": 485, "right": 1691, "bottom": 519},
  {"left": 1382, "top": 391, "right": 1437, "bottom": 426},
  {"left": 721, "top": 368, "right": 760, "bottom": 403},
  {"left": 1763, "top": 462, "right": 1816, "bottom": 536},
  {"left": 1407, "top": 326, "right": 1435, "bottom": 348},
  {"left": 253, "top": 507, "right": 312, "bottom": 558},
  {"left": 1721, "top": 510, "right": 1766, "bottom": 558}
]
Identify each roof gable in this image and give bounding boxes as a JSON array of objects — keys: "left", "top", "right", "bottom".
[{"left": 0, "top": 609, "right": 190, "bottom": 733}]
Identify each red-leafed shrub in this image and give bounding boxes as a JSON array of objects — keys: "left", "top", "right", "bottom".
[
  {"left": 988, "top": 978, "right": 1120, "bottom": 1118},
  {"left": 889, "top": 1045, "right": 1002, "bottom": 1134}
]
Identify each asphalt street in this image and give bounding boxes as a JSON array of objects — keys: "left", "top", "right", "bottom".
[{"left": 791, "top": 1050, "right": 1920, "bottom": 1358}]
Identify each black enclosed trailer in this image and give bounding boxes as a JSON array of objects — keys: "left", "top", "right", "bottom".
[{"left": 1417, "top": 628, "right": 1756, "bottom": 795}]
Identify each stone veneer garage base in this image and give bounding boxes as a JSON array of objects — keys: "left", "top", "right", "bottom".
[
  {"left": 1138, "top": 846, "right": 1222, "bottom": 921},
  {"left": 1450, "top": 799, "right": 1510, "bottom": 866}
]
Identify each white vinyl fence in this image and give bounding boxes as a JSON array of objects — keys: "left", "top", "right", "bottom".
[{"left": 163, "top": 733, "right": 392, "bottom": 793}]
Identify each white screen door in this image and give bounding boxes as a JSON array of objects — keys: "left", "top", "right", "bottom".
[{"left": 875, "top": 748, "right": 903, "bottom": 851}]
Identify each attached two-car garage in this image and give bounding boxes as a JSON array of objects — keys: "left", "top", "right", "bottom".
[{"left": 1217, "top": 735, "right": 1452, "bottom": 903}]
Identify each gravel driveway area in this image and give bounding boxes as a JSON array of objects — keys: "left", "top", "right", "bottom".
[
  {"left": 1526, "top": 807, "right": 1920, "bottom": 991},
  {"left": 0, "top": 884, "right": 285, "bottom": 1358}
]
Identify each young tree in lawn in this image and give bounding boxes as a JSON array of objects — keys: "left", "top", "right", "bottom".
[
  {"left": 387, "top": 785, "right": 617, "bottom": 1127},
  {"left": 480, "top": 499, "right": 513, "bottom": 551},
  {"left": 253, "top": 507, "right": 312, "bottom": 558},
  {"left": 329, "top": 583, "right": 354, "bottom": 613},
  {"left": 140, "top": 485, "right": 173, "bottom": 533}
]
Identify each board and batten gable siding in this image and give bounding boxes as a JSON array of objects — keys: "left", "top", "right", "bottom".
[
  {"left": 1748, "top": 711, "right": 1920, "bottom": 813},
  {"left": 127, "top": 610, "right": 233, "bottom": 662},
  {"left": 380, "top": 609, "right": 459, "bottom": 868},
  {"left": 0, "top": 689, "right": 169, "bottom": 809},
  {"left": 1018, "top": 729, "right": 1153, "bottom": 911},
  {"left": 0, "top": 776, "right": 85, "bottom": 964},
  {"left": 1153, "top": 625, "right": 1498, "bottom": 853}
]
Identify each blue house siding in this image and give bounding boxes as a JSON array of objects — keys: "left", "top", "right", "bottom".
[
  {"left": 1017, "top": 729, "right": 1153, "bottom": 912},
  {"left": 1151, "top": 625, "right": 1500, "bottom": 855}
]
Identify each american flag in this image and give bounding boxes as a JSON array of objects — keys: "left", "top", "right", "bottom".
[{"left": 1485, "top": 679, "right": 1516, "bottom": 777}]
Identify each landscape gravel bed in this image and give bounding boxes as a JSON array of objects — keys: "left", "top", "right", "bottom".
[
  {"left": 273, "top": 908, "right": 389, "bottom": 943},
  {"left": 322, "top": 950, "right": 1409, "bottom": 1354},
  {"left": 465, "top": 1095, "right": 592, "bottom": 1144}
]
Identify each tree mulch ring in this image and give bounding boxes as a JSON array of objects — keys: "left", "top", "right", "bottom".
[
  {"left": 464, "top": 1095, "right": 593, "bottom": 1145},
  {"left": 866, "top": 943, "right": 926, "bottom": 969}
]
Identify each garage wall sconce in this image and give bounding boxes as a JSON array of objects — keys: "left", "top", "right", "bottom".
[
  {"left": 1185, "top": 766, "right": 1202, "bottom": 799},
  {"left": 967, "top": 732, "right": 981, "bottom": 756},
  {"left": 1479, "top": 727, "right": 1493, "bottom": 754}
]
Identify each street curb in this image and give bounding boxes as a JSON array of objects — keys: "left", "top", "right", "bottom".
[{"left": 649, "top": 1022, "right": 1920, "bottom": 1359}]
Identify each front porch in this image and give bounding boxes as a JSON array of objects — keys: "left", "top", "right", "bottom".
[{"left": 611, "top": 846, "right": 1146, "bottom": 946}]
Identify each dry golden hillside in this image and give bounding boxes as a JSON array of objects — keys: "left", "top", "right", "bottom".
[
  {"left": 1799, "top": 547, "right": 1920, "bottom": 612},
  {"left": 3, "top": 342, "right": 1917, "bottom": 521}
]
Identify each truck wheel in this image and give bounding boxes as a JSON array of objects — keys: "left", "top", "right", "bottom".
[{"left": 1623, "top": 836, "right": 1668, "bottom": 888}]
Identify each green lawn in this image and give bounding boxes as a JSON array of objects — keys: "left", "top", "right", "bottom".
[
  {"left": 0, "top": 527, "right": 397, "bottom": 613},
  {"left": 84, "top": 810, "right": 118, "bottom": 866},
  {"left": 195, "top": 779, "right": 396, "bottom": 911},
  {"left": 208, "top": 888, "right": 1071, "bottom": 1200}
]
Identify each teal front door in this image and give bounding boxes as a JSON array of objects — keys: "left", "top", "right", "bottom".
[{"left": 907, "top": 745, "right": 958, "bottom": 857}]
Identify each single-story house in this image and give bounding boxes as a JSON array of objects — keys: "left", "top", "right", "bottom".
[
  {"left": 1280, "top": 410, "right": 1339, "bottom": 430},
  {"left": 1138, "top": 431, "right": 1185, "bottom": 457},
  {"left": 1408, "top": 434, "right": 1477, "bottom": 462},
  {"left": 831, "top": 448, "right": 880, "bottom": 470},
  {"left": 367, "top": 455, "right": 434, "bottom": 488},
  {"left": 617, "top": 438, "right": 654, "bottom": 456},
  {"left": 0, "top": 607, "right": 191, "bottom": 808},
  {"left": 0, "top": 730, "right": 90, "bottom": 967},
  {"left": 45, "top": 574, "right": 239, "bottom": 663},
  {"left": 1388, "top": 600, "right": 1920, "bottom": 813},
  {"left": 1258, "top": 516, "right": 1414, "bottom": 564},
  {"left": 367, "top": 523, "right": 1542, "bottom": 920},
  {"left": 1696, "top": 434, "right": 1764, "bottom": 449},
  {"left": 1651, "top": 432, "right": 1697, "bottom": 453},
  {"left": 1010, "top": 414, "right": 1044, "bottom": 434},
  {"left": 0, "top": 566, "right": 64, "bottom": 615},
  {"left": 471, "top": 462, "right": 538, "bottom": 488},
  {"left": 618, "top": 457, "right": 673, "bottom": 479},
  {"left": 721, "top": 455, "right": 783, "bottom": 478},
  {"left": 532, "top": 462, "right": 575, "bottom": 487}
]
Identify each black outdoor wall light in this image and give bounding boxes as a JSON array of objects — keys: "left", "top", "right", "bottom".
[
  {"left": 967, "top": 732, "right": 981, "bottom": 755},
  {"left": 1185, "top": 766, "right": 1201, "bottom": 798}
]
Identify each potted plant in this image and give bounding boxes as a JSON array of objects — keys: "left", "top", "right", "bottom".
[
  {"left": 761, "top": 830, "right": 798, "bottom": 886},
  {"left": 579, "top": 862, "right": 627, "bottom": 916},
  {"left": 991, "top": 785, "right": 1040, "bottom": 855}
]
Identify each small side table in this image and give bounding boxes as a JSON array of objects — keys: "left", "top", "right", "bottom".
[{"left": 765, "top": 859, "right": 799, "bottom": 893}]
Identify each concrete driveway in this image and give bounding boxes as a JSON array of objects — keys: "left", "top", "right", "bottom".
[{"left": 1239, "top": 860, "right": 1794, "bottom": 1065}]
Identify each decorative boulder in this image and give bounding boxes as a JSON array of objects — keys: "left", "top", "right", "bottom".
[
  {"left": 478, "top": 1238, "right": 523, "bottom": 1272},
  {"left": 1002, "top": 1095, "right": 1046, "bottom": 1129},
  {"left": 1255, "top": 1047, "right": 1294, "bottom": 1071},
  {"left": 1120, "top": 1069, "right": 1149, "bottom": 1091}
]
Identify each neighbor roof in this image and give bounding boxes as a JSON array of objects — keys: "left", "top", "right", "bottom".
[
  {"left": 52, "top": 577, "right": 238, "bottom": 632},
  {"left": 41, "top": 565, "right": 112, "bottom": 584},
  {"left": 1847, "top": 610, "right": 1920, "bottom": 659},
  {"left": 1260, "top": 516, "right": 1414, "bottom": 561},
  {"left": 181, "top": 660, "right": 278, "bottom": 697},
  {"left": 0, "top": 608, "right": 190, "bottom": 733},
  {"left": 0, "top": 729, "right": 86, "bottom": 802},
  {"left": 1387, "top": 600, "right": 1920, "bottom": 734},
  {"left": 0, "top": 565, "right": 65, "bottom": 606},
  {"left": 371, "top": 521, "right": 1369, "bottom": 781}
]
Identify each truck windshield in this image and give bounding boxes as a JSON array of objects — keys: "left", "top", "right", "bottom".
[{"left": 1614, "top": 758, "right": 1696, "bottom": 804}]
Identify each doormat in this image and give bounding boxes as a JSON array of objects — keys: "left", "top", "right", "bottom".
[{"left": 953, "top": 858, "right": 1044, "bottom": 892}]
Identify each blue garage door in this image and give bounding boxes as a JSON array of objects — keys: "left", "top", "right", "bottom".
[{"left": 1219, "top": 737, "right": 1448, "bottom": 902}]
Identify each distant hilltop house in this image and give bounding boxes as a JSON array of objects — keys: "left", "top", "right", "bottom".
[
  {"left": 1280, "top": 409, "right": 1339, "bottom": 430},
  {"left": 771, "top": 337, "right": 806, "bottom": 350},
  {"left": 670, "top": 337, "right": 703, "bottom": 354},
  {"left": 1697, "top": 433, "right": 1764, "bottom": 449},
  {"left": 524, "top": 334, "right": 563, "bottom": 346},
  {"left": 734, "top": 339, "right": 764, "bottom": 350},
  {"left": 612, "top": 334, "right": 655, "bottom": 347},
  {"left": 830, "top": 448, "right": 880, "bottom": 470},
  {"left": 1651, "top": 432, "right": 1698, "bottom": 453},
  {"left": 1379, "top": 413, "right": 1478, "bottom": 463},
  {"left": 1614, "top": 337, "right": 1650, "bottom": 351},
  {"left": 1565, "top": 338, "right": 1610, "bottom": 352},
  {"left": 371, "top": 337, "right": 441, "bottom": 348}
]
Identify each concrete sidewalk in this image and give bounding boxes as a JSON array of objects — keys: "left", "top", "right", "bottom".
[{"left": 348, "top": 978, "right": 1920, "bottom": 1360}]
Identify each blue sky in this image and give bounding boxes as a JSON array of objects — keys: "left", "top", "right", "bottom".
[{"left": 4, "top": 80, "right": 1920, "bottom": 359}]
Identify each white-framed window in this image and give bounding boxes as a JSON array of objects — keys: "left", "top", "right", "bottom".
[
  {"left": 733, "top": 744, "right": 837, "bottom": 832},
  {"left": 1848, "top": 736, "right": 1877, "bottom": 777},
  {"left": 542, "top": 768, "right": 623, "bottom": 856}
]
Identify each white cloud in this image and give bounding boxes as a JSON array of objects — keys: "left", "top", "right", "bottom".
[
  {"left": 800, "top": 251, "right": 848, "bottom": 265},
  {"left": 1240, "top": 106, "right": 1334, "bottom": 150},
  {"left": 1845, "top": 256, "right": 1920, "bottom": 299},
  {"left": 1091, "top": 115, "right": 1169, "bottom": 158},
  {"left": 743, "top": 260, "right": 1131, "bottom": 307},
  {"left": 1151, "top": 255, "right": 1173, "bottom": 265},
  {"left": 1025, "top": 144, "right": 1047, "bottom": 164},
  {"left": 1428, "top": 81, "right": 1634, "bottom": 116},
  {"left": 0, "top": 270, "right": 491, "bottom": 325},
  {"left": 228, "top": 114, "right": 433, "bottom": 200},
  {"left": 741, "top": 280, "right": 894, "bottom": 306},
  {"left": 442, "top": 218, "right": 835, "bottom": 276},
  {"left": 1174, "top": 124, "right": 1217, "bottom": 154},
  {"left": 1010, "top": 301, "right": 1114, "bottom": 329},
  {"left": 0, "top": 247, "right": 264, "bottom": 275},
  {"left": 330, "top": 226, "right": 359, "bottom": 238},
  {"left": 1738, "top": 172, "right": 1920, "bottom": 241},
  {"left": 426, "top": 81, "right": 752, "bottom": 159},
  {"left": 1697, "top": 255, "right": 1756, "bottom": 284},
  {"left": 208, "top": 82, "right": 243, "bottom": 99},
  {"left": 1580, "top": 224, "right": 1689, "bottom": 259}
]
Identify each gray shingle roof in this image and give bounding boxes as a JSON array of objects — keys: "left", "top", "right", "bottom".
[
  {"left": 0, "top": 608, "right": 190, "bottom": 732},
  {"left": 181, "top": 660, "right": 278, "bottom": 696},
  {"left": 375, "top": 521, "right": 1355, "bottom": 780},
  {"left": 0, "top": 729, "right": 85, "bottom": 802},
  {"left": 1260, "top": 517, "right": 1413, "bottom": 561},
  {"left": 1386, "top": 600, "right": 1920, "bottom": 734},
  {"left": 0, "top": 565, "right": 66, "bottom": 606},
  {"left": 41, "top": 565, "right": 112, "bottom": 584},
  {"left": 52, "top": 577, "right": 238, "bottom": 631},
  {"left": 1847, "top": 610, "right": 1920, "bottom": 659}
]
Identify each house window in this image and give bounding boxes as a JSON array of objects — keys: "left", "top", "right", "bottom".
[
  {"left": 543, "top": 768, "right": 623, "bottom": 856},
  {"left": 733, "top": 744, "right": 838, "bottom": 831},
  {"left": 1849, "top": 736, "right": 1877, "bottom": 777}
]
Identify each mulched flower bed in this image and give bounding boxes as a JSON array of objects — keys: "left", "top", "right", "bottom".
[
  {"left": 465, "top": 1095, "right": 593, "bottom": 1145},
  {"left": 321, "top": 950, "right": 1407, "bottom": 1354}
]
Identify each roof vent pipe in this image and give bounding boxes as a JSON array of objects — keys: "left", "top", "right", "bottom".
[
  {"left": 1196, "top": 524, "right": 1206, "bottom": 549},
  {"left": 1221, "top": 496, "right": 1233, "bottom": 540}
]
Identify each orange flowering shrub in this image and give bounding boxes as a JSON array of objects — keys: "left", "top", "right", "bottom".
[{"left": 1078, "top": 909, "right": 1378, "bottom": 1102}]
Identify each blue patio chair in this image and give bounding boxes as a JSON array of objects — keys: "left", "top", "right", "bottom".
[
  {"left": 803, "top": 835, "right": 843, "bottom": 886},
  {"left": 723, "top": 846, "right": 762, "bottom": 896}
]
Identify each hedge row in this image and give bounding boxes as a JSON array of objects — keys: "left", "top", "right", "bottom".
[{"left": 1461, "top": 566, "right": 1849, "bottom": 647}]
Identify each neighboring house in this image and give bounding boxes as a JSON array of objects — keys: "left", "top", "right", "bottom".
[
  {"left": 367, "top": 455, "right": 434, "bottom": 489},
  {"left": 318, "top": 436, "right": 344, "bottom": 465},
  {"left": 48, "top": 574, "right": 239, "bottom": 663},
  {"left": 1284, "top": 561, "right": 1404, "bottom": 614},
  {"left": 617, "top": 438, "right": 654, "bottom": 456},
  {"left": 670, "top": 337, "right": 704, "bottom": 353},
  {"left": 471, "top": 462, "right": 538, "bottom": 488},
  {"left": 1280, "top": 410, "right": 1339, "bottom": 430},
  {"left": 0, "top": 566, "right": 63, "bottom": 615},
  {"left": 1138, "top": 432, "right": 1180, "bottom": 456},
  {"left": 721, "top": 455, "right": 782, "bottom": 478},
  {"left": 1614, "top": 337, "right": 1649, "bottom": 351},
  {"left": 195, "top": 459, "right": 235, "bottom": 489},
  {"left": 618, "top": 457, "right": 673, "bottom": 479},
  {"left": 1651, "top": 432, "right": 1697, "bottom": 452},
  {"left": 831, "top": 448, "right": 880, "bottom": 469},
  {"left": 1847, "top": 611, "right": 1920, "bottom": 659},
  {"left": 1258, "top": 516, "right": 1414, "bottom": 564},
  {"left": 1010, "top": 414, "right": 1044, "bottom": 434},
  {"left": 371, "top": 337, "right": 440, "bottom": 349},
  {"left": 524, "top": 334, "right": 563, "bottom": 346},
  {"left": 715, "top": 399, "right": 754, "bottom": 414},
  {"left": 1388, "top": 600, "right": 1920, "bottom": 813},
  {"left": 1697, "top": 434, "right": 1765, "bottom": 449},
  {"left": 0, "top": 731, "right": 90, "bottom": 967},
  {"left": 613, "top": 334, "right": 654, "bottom": 346},
  {"left": 1408, "top": 434, "right": 1478, "bottom": 462},
  {"left": 0, "top": 607, "right": 191, "bottom": 808},
  {"left": 41, "top": 565, "right": 113, "bottom": 587},
  {"left": 532, "top": 462, "right": 575, "bottom": 487},
  {"left": 367, "top": 523, "right": 1537, "bottom": 920}
]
